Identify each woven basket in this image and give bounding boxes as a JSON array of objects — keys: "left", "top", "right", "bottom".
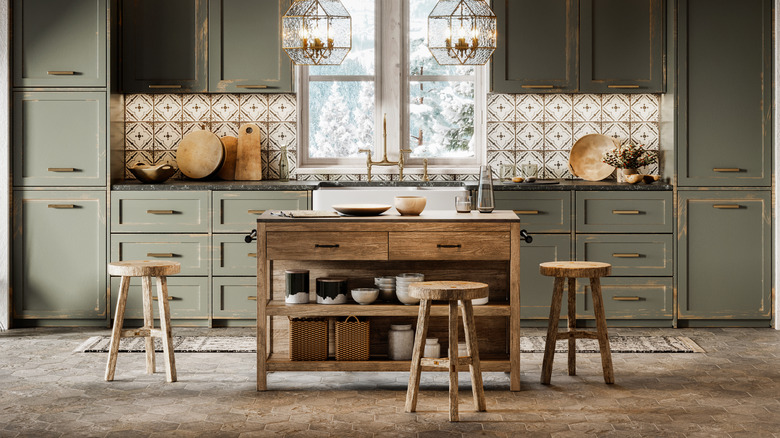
[
  {"left": 335, "top": 316, "right": 370, "bottom": 361},
  {"left": 289, "top": 317, "right": 328, "bottom": 361}
]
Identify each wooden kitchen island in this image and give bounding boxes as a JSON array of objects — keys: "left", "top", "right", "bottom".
[{"left": 256, "top": 210, "right": 523, "bottom": 391}]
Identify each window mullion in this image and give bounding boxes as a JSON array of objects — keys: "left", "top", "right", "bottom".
[{"left": 379, "top": 0, "right": 403, "bottom": 160}]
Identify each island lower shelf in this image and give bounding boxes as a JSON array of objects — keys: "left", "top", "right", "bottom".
[
  {"left": 266, "top": 353, "right": 511, "bottom": 372},
  {"left": 266, "top": 301, "right": 510, "bottom": 317}
]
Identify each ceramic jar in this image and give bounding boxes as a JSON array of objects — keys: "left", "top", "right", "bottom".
[
  {"left": 285, "top": 270, "right": 309, "bottom": 304},
  {"left": 388, "top": 324, "right": 414, "bottom": 360},
  {"left": 316, "top": 277, "right": 348, "bottom": 304},
  {"left": 423, "top": 338, "right": 441, "bottom": 358}
]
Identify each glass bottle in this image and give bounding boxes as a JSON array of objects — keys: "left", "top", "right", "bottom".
[
  {"left": 477, "top": 164, "right": 495, "bottom": 213},
  {"left": 279, "top": 146, "right": 289, "bottom": 182}
]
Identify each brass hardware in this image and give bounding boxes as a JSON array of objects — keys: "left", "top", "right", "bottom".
[
  {"left": 514, "top": 210, "right": 539, "bottom": 215},
  {"left": 422, "top": 158, "right": 430, "bottom": 182},
  {"left": 48, "top": 204, "right": 76, "bottom": 209},
  {"left": 521, "top": 85, "right": 554, "bottom": 89},
  {"left": 612, "top": 296, "right": 641, "bottom": 301},
  {"left": 152, "top": 296, "right": 174, "bottom": 301},
  {"left": 608, "top": 85, "right": 640, "bottom": 89},
  {"left": 437, "top": 244, "right": 462, "bottom": 248},
  {"left": 613, "top": 253, "right": 640, "bottom": 258},
  {"left": 236, "top": 85, "right": 268, "bottom": 89},
  {"left": 248, "top": 253, "right": 257, "bottom": 258},
  {"left": 147, "top": 210, "right": 175, "bottom": 215},
  {"left": 248, "top": 210, "right": 265, "bottom": 215},
  {"left": 146, "top": 253, "right": 174, "bottom": 258},
  {"left": 314, "top": 244, "right": 339, "bottom": 249},
  {"left": 713, "top": 204, "right": 741, "bottom": 209},
  {"left": 612, "top": 210, "right": 640, "bottom": 215},
  {"left": 247, "top": 296, "right": 258, "bottom": 301},
  {"left": 48, "top": 168, "right": 76, "bottom": 172},
  {"left": 713, "top": 168, "right": 741, "bottom": 172},
  {"left": 47, "top": 71, "right": 75, "bottom": 75},
  {"left": 359, "top": 114, "right": 412, "bottom": 181},
  {"left": 148, "top": 85, "right": 182, "bottom": 89}
]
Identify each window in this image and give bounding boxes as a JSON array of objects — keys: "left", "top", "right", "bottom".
[{"left": 298, "top": 0, "right": 486, "bottom": 172}]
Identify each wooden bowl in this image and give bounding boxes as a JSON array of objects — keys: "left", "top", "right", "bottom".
[
  {"left": 394, "top": 196, "right": 427, "bottom": 216},
  {"left": 128, "top": 163, "right": 176, "bottom": 183}
]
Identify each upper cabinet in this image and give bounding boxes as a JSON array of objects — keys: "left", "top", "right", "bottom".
[
  {"left": 209, "top": 0, "right": 293, "bottom": 93},
  {"left": 13, "top": 0, "right": 107, "bottom": 87},
  {"left": 122, "top": 0, "right": 208, "bottom": 93},
  {"left": 492, "top": 0, "right": 665, "bottom": 94},
  {"left": 676, "top": 0, "right": 772, "bottom": 187},
  {"left": 580, "top": 0, "right": 664, "bottom": 93}
]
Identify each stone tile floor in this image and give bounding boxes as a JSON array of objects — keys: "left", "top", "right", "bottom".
[{"left": 1, "top": 327, "right": 779, "bottom": 437}]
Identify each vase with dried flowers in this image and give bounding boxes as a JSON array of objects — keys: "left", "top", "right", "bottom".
[{"left": 602, "top": 143, "right": 658, "bottom": 182}]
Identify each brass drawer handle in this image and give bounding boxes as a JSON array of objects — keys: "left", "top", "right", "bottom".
[
  {"left": 612, "top": 210, "right": 640, "bottom": 215},
  {"left": 248, "top": 210, "right": 266, "bottom": 215},
  {"left": 713, "top": 204, "right": 741, "bottom": 209},
  {"left": 612, "top": 253, "right": 640, "bottom": 258},
  {"left": 237, "top": 85, "right": 268, "bottom": 89},
  {"left": 612, "top": 296, "right": 641, "bottom": 301},
  {"left": 437, "top": 244, "right": 462, "bottom": 248},
  {"left": 48, "top": 204, "right": 76, "bottom": 209},
  {"left": 521, "top": 85, "right": 554, "bottom": 89},
  {"left": 148, "top": 85, "right": 182, "bottom": 89},
  {"left": 514, "top": 210, "right": 540, "bottom": 215},
  {"left": 152, "top": 296, "right": 174, "bottom": 301},
  {"left": 47, "top": 71, "right": 75, "bottom": 75},
  {"left": 48, "top": 167, "right": 76, "bottom": 172},
  {"left": 314, "top": 244, "right": 340, "bottom": 248},
  {"left": 248, "top": 253, "right": 257, "bottom": 258},
  {"left": 608, "top": 85, "right": 640, "bottom": 89},
  {"left": 147, "top": 210, "right": 175, "bottom": 215},
  {"left": 247, "top": 296, "right": 258, "bottom": 301},
  {"left": 713, "top": 168, "right": 741, "bottom": 172},
  {"left": 146, "top": 253, "right": 174, "bottom": 258}
]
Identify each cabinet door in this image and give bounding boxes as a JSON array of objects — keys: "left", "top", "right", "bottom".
[
  {"left": 678, "top": 191, "right": 771, "bottom": 320},
  {"left": 580, "top": 0, "right": 664, "bottom": 93},
  {"left": 13, "top": 92, "right": 107, "bottom": 187},
  {"left": 213, "top": 191, "right": 308, "bottom": 232},
  {"left": 13, "top": 0, "right": 107, "bottom": 87},
  {"left": 13, "top": 191, "right": 107, "bottom": 320},
  {"left": 110, "top": 277, "right": 209, "bottom": 321},
  {"left": 209, "top": 0, "right": 293, "bottom": 93},
  {"left": 519, "top": 234, "right": 571, "bottom": 319},
  {"left": 122, "top": 0, "right": 208, "bottom": 93},
  {"left": 495, "top": 191, "right": 572, "bottom": 233},
  {"left": 492, "top": 0, "right": 578, "bottom": 93},
  {"left": 213, "top": 277, "right": 256, "bottom": 319},
  {"left": 677, "top": 0, "right": 772, "bottom": 186}
]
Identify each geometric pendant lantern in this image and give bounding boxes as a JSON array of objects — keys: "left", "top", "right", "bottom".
[
  {"left": 282, "top": 0, "right": 352, "bottom": 65},
  {"left": 427, "top": 0, "right": 497, "bottom": 65}
]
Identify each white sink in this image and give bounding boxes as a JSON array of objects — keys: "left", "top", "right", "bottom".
[{"left": 312, "top": 185, "right": 469, "bottom": 213}]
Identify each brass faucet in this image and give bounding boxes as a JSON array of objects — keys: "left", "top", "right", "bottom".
[
  {"left": 359, "top": 114, "right": 412, "bottom": 182},
  {"left": 422, "top": 158, "right": 430, "bottom": 182}
]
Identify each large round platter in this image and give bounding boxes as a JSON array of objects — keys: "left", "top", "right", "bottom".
[
  {"left": 568, "top": 134, "right": 619, "bottom": 181},
  {"left": 332, "top": 204, "right": 392, "bottom": 216},
  {"left": 176, "top": 130, "right": 225, "bottom": 180}
]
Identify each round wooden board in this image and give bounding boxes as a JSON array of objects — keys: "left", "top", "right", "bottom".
[
  {"left": 568, "top": 134, "right": 619, "bottom": 181},
  {"left": 176, "top": 130, "right": 225, "bottom": 179},
  {"left": 217, "top": 136, "right": 238, "bottom": 180}
]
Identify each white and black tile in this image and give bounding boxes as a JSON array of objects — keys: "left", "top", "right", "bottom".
[
  {"left": 602, "top": 122, "right": 630, "bottom": 145},
  {"left": 544, "top": 151, "right": 573, "bottom": 179},
  {"left": 487, "top": 94, "right": 515, "bottom": 122},
  {"left": 182, "top": 122, "right": 208, "bottom": 137},
  {"left": 516, "top": 150, "right": 544, "bottom": 173},
  {"left": 515, "top": 122, "right": 544, "bottom": 150},
  {"left": 544, "top": 122, "right": 573, "bottom": 150},
  {"left": 268, "top": 122, "right": 296, "bottom": 150},
  {"left": 516, "top": 94, "right": 544, "bottom": 122},
  {"left": 125, "top": 122, "right": 153, "bottom": 150},
  {"left": 240, "top": 94, "right": 268, "bottom": 123},
  {"left": 211, "top": 94, "right": 239, "bottom": 122},
  {"left": 182, "top": 94, "right": 211, "bottom": 122},
  {"left": 487, "top": 122, "right": 515, "bottom": 151},
  {"left": 124, "top": 150, "right": 153, "bottom": 176},
  {"left": 573, "top": 94, "right": 601, "bottom": 122},
  {"left": 544, "top": 94, "right": 573, "bottom": 122},
  {"left": 630, "top": 122, "right": 660, "bottom": 149},
  {"left": 572, "top": 122, "right": 601, "bottom": 143},
  {"left": 125, "top": 94, "right": 153, "bottom": 122},
  {"left": 631, "top": 94, "right": 659, "bottom": 122},
  {"left": 487, "top": 150, "right": 515, "bottom": 171},
  {"left": 211, "top": 122, "right": 240, "bottom": 138},
  {"left": 269, "top": 94, "right": 297, "bottom": 122},
  {"left": 601, "top": 94, "right": 630, "bottom": 121},
  {"left": 154, "top": 122, "right": 182, "bottom": 150},
  {"left": 153, "top": 94, "right": 182, "bottom": 122}
]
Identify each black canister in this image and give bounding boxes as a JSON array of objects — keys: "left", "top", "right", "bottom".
[
  {"left": 316, "top": 277, "right": 348, "bottom": 304},
  {"left": 285, "top": 270, "right": 310, "bottom": 304}
]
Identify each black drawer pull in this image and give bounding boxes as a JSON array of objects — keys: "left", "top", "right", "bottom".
[
  {"left": 437, "top": 244, "right": 462, "bottom": 248},
  {"left": 612, "top": 296, "right": 641, "bottom": 301},
  {"left": 315, "top": 244, "right": 340, "bottom": 248}
]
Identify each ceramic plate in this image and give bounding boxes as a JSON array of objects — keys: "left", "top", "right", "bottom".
[
  {"left": 568, "top": 134, "right": 619, "bottom": 181},
  {"left": 331, "top": 204, "right": 392, "bottom": 216}
]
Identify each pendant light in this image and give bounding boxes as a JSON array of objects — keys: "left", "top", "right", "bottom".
[
  {"left": 282, "top": 0, "right": 352, "bottom": 65},
  {"left": 427, "top": 0, "right": 497, "bottom": 66}
]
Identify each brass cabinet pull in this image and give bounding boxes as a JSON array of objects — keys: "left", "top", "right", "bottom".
[
  {"left": 713, "top": 168, "right": 741, "bottom": 172},
  {"left": 612, "top": 253, "right": 640, "bottom": 258},
  {"left": 314, "top": 244, "right": 339, "bottom": 248},
  {"left": 248, "top": 210, "right": 266, "bottom": 214},
  {"left": 521, "top": 85, "right": 554, "bottom": 89},
  {"left": 248, "top": 253, "right": 257, "bottom": 258},
  {"left": 437, "top": 244, "right": 462, "bottom": 248},
  {"left": 237, "top": 85, "right": 268, "bottom": 89},
  {"left": 713, "top": 204, "right": 741, "bottom": 209},
  {"left": 147, "top": 210, "right": 175, "bottom": 215},
  {"left": 612, "top": 296, "right": 641, "bottom": 301},
  {"left": 514, "top": 210, "right": 540, "bottom": 215},
  {"left": 612, "top": 210, "right": 640, "bottom": 215},
  {"left": 48, "top": 204, "right": 76, "bottom": 209},
  {"left": 608, "top": 85, "right": 640, "bottom": 89},
  {"left": 152, "top": 296, "right": 174, "bottom": 301},
  {"left": 148, "top": 85, "right": 182, "bottom": 89},
  {"left": 146, "top": 253, "right": 174, "bottom": 258},
  {"left": 247, "top": 296, "right": 258, "bottom": 301},
  {"left": 47, "top": 71, "right": 75, "bottom": 75},
  {"left": 48, "top": 167, "right": 76, "bottom": 172}
]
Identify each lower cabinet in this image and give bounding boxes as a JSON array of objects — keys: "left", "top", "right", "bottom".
[
  {"left": 13, "top": 191, "right": 107, "bottom": 321},
  {"left": 212, "top": 277, "right": 256, "bottom": 319},
  {"left": 110, "top": 276, "right": 209, "bottom": 323},
  {"left": 577, "top": 277, "right": 674, "bottom": 320},
  {"left": 519, "top": 234, "right": 572, "bottom": 319},
  {"left": 678, "top": 190, "right": 772, "bottom": 321}
]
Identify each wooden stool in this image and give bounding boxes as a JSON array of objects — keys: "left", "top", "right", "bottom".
[
  {"left": 539, "top": 261, "right": 614, "bottom": 385},
  {"left": 405, "top": 281, "right": 489, "bottom": 422},
  {"left": 105, "top": 261, "right": 180, "bottom": 383}
]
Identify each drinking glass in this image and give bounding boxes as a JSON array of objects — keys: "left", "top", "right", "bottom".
[{"left": 455, "top": 194, "right": 471, "bottom": 213}]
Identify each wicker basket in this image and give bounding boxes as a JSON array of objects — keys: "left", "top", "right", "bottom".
[
  {"left": 289, "top": 317, "right": 328, "bottom": 361},
  {"left": 335, "top": 316, "right": 370, "bottom": 361}
]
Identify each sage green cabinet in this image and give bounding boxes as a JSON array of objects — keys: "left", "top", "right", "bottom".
[
  {"left": 122, "top": 0, "right": 208, "bottom": 93},
  {"left": 209, "top": 0, "right": 293, "bottom": 93},
  {"left": 492, "top": 0, "right": 578, "bottom": 93},
  {"left": 213, "top": 277, "right": 256, "bottom": 319},
  {"left": 13, "top": 92, "right": 107, "bottom": 187},
  {"left": 495, "top": 191, "right": 571, "bottom": 233},
  {"left": 110, "top": 277, "right": 209, "bottom": 322},
  {"left": 213, "top": 191, "right": 309, "bottom": 232},
  {"left": 111, "top": 191, "right": 210, "bottom": 233},
  {"left": 577, "top": 277, "right": 673, "bottom": 320},
  {"left": 13, "top": 191, "right": 107, "bottom": 320},
  {"left": 676, "top": 0, "right": 772, "bottom": 187},
  {"left": 580, "top": 0, "right": 664, "bottom": 93},
  {"left": 576, "top": 234, "right": 673, "bottom": 277},
  {"left": 519, "top": 234, "right": 572, "bottom": 319},
  {"left": 111, "top": 235, "right": 210, "bottom": 276},
  {"left": 575, "top": 192, "right": 673, "bottom": 233},
  {"left": 13, "top": 0, "right": 107, "bottom": 87},
  {"left": 213, "top": 234, "right": 256, "bottom": 276},
  {"left": 678, "top": 191, "right": 771, "bottom": 320}
]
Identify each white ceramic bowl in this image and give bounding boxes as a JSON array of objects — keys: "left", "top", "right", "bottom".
[
  {"left": 395, "top": 288, "right": 421, "bottom": 305},
  {"left": 351, "top": 288, "right": 379, "bottom": 305}
]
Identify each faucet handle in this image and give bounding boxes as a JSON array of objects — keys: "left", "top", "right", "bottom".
[{"left": 358, "top": 149, "right": 372, "bottom": 154}]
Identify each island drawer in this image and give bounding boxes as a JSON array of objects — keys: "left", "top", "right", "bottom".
[
  {"left": 213, "top": 277, "right": 257, "bottom": 319},
  {"left": 111, "top": 234, "right": 210, "bottom": 276},
  {"left": 213, "top": 234, "right": 257, "bottom": 276},
  {"left": 213, "top": 191, "right": 309, "bottom": 233},
  {"left": 577, "top": 277, "right": 673, "bottom": 320},
  {"left": 575, "top": 192, "right": 673, "bottom": 233},
  {"left": 389, "top": 232, "right": 510, "bottom": 260},
  {"left": 109, "top": 276, "right": 209, "bottom": 321},
  {"left": 576, "top": 234, "right": 673, "bottom": 276},
  {"left": 266, "top": 232, "right": 388, "bottom": 260},
  {"left": 111, "top": 192, "right": 209, "bottom": 233},
  {"left": 495, "top": 191, "right": 571, "bottom": 233}
]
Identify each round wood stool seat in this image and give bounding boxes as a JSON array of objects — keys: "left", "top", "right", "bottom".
[
  {"left": 539, "top": 261, "right": 611, "bottom": 278},
  {"left": 409, "top": 281, "right": 489, "bottom": 301},
  {"left": 108, "top": 261, "right": 181, "bottom": 277}
]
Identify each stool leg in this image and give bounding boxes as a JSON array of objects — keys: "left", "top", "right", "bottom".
[
  {"left": 405, "top": 299, "right": 432, "bottom": 413},
  {"left": 141, "top": 276, "right": 156, "bottom": 374},
  {"left": 156, "top": 276, "right": 177, "bottom": 383},
  {"left": 567, "top": 277, "right": 577, "bottom": 376},
  {"left": 461, "top": 300, "right": 486, "bottom": 412},
  {"left": 105, "top": 275, "right": 130, "bottom": 381},
  {"left": 541, "top": 276, "right": 565, "bottom": 385},
  {"left": 590, "top": 277, "right": 614, "bottom": 384},
  {"left": 448, "top": 300, "right": 459, "bottom": 422}
]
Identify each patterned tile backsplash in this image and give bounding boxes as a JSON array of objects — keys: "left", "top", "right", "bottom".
[{"left": 123, "top": 93, "right": 660, "bottom": 181}]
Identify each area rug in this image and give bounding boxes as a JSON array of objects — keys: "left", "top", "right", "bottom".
[{"left": 76, "top": 335, "right": 704, "bottom": 354}]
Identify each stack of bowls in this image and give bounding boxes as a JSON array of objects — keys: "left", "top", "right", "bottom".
[
  {"left": 395, "top": 273, "right": 424, "bottom": 305},
  {"left": 374, "top": 276, "right": 396, "bottom": 301}
]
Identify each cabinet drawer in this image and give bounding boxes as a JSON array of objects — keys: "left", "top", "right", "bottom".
[
  {"left": 213, "top": 191, "right": 308, "bottom": 232},
  {"left": 213, "top": 277, "right": 257, "bottom": 319},
  {"left": 110, "top": 276, "right": 209, "bottom": 320},
  {"left": 519, "top": 234, "right": 572, "bottom": 319},
  {"left": 576, "top": 234, "right": 673, "bottom": 276},
  {"left": 111, "top": 235, "right": 209, "bottom": 276},
  {"left": 266, "top": 232, "right": 388, "bottom": 260},
  {"left": 577, "top": 277, "right": 673, "bottom": 320},
  {"left": 495, "top": 191, "right": 571, "bottom": 233},
  {"left": 111, "top": 192, "right": 209, "bottom": 232},
  {"left": 576, "top": 192, "right": 672, "bottom": 233},
  {"left": 389, "top": 232, "right": 510, "bottom": 261},
  {"left": 213, "top": 234, "right": 257, "bottom": 276}
]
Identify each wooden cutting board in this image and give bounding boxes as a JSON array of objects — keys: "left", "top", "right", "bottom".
[
  {"left": 176, "top": 130, "right": 225, "bottom": 180},
  {"left": 235, "top": 123, "right": 262, "bottom": 180},
  {"left": 217, "top": 135, "right": 238, "bottom": 180}
]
